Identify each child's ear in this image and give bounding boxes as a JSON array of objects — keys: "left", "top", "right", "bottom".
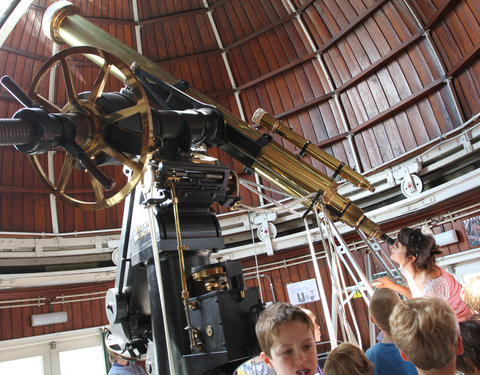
[
  {"left": 260, "top": 352, "right": 274, "bottom": 368},
  {"left": 456, "top": 335, "right": 464, "bottom": 356}
]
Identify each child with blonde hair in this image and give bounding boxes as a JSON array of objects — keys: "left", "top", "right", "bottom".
[
  {"left": 324, "top": 342, "right": 373, "bottom": 375},
  {"left": 390, "top": 297, "right": 464, "bottom": 375},
  {"left": 461, "top": 276, "right": 480, "bottom": 313},
  {"left": 255, "top": 302, "right": 322, "bottom": 375},
  {"left": 366, "top": 289, "right": 417, "bottom": 375},
  {"left": 235, "top": 306, "right": 322, "bottom": 375}
]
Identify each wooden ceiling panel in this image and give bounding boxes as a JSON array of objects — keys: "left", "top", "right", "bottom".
[
  {"left": 203, "top": 55, "right": 232, "bottom": 94},
  {"left": 25, "top": 8, "right": 46, "bottom": 56},
  {"left": 208, "top": 4, "right": 237, "bottom": 47},
  {"left": 432, "top": 23, "right": 463, "bottom": 70},
  {"left": 331, "top": 0, "right": 378, "bottom": 28},
  {"left": 454, "top": 67, "right": 480, "bottom": 119},
  {"left": 309, "top": 101, "right": 340, "bottom": 142},
  {"left": 140, "top": 13, "right": 218, "bottom": 62},
  {"left": 159, "top": 56, "right": 229, "bottom": 95},
  {"left": 0, "top": 155, "right": 53, "bottom": 233},
  {"left": 427, "top": 88, "right": 458, "bottom": 133},
  {"left": 141, "top": 23, "right": 163, "bottom": 61},
  {"left": 311, "top": 1, "right": 343, "bottom": 39},
  {"left": 406, "top": 0, "right": 454, "bottom": 27},
  {"left": 193, "top": 56, "right": 228, "bottom": 94},
  {"left": 221, "top": 2, "right": 253, "bottom": 41},
  {"left": 300, "top": 3, "right": 332, "bottom": 48},
  {"left": 5, "top": 9, "right": 27, "bottom": 51},
  {"left": 142, "top": 0, "right": 205, "bottom": 19},
  {"left": 383, "top": 1, "right": 419, "bottom": 42},
  {"left": 211, "top": 0, "right": 289, "bottom": 45},
  {"left": 227, "top": 46, "right": 255, "bottom": 85},
  {"left": 428, "top": 3, "right": 480, "bottom": 119},
  {"left": 137, "top": 0, "right": 161, "bottom": 20},
  {"left": 321, "top": 26, "right": 461, "bottom": 169},
  {"left": 71, "top": 0, "right": 132, "bottom": 20}
]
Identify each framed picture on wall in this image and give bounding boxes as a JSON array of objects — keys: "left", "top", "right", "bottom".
[{"left": 463, "top": 215, "right": 480, "bottom": 248}]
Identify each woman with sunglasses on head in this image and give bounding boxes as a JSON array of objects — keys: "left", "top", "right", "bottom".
[{"left": 374, "top": 227, "right": 473, "bottom": 322}]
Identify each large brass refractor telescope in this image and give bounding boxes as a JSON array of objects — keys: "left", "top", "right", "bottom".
[
  {"left": 38, "top": 1, "right": 388, "bottom": 241},
  {"left": 0, "top": 1, "right": 394, "bottom": 374}
]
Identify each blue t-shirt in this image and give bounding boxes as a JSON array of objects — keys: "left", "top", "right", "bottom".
[
  {"left": 108, "top": 362, "right": 147, "bottom": 375},
  {"left": 365, "top": 342, "right": 418, "bottom": 375}
]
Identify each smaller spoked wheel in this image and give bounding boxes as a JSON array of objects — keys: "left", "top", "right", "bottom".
[{"left": 28, "top": 46, "right": 153, "bottom": 210}]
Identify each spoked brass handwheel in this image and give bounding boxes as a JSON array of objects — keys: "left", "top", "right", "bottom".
[{"left": 28, "top": 46, "right": 153, "bottom": 210}]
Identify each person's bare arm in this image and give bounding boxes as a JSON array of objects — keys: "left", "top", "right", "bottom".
[{"left": 373, "top": 276, "right": 412, "bottom": 298}]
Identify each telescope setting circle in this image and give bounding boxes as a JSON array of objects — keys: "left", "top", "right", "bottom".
[{"left": 28, "top": 46, "right": 153, "bottom": 210}]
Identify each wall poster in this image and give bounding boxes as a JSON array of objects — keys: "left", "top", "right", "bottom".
[{"left": 286, "top": 278, "right": 320, "bottom": 305}]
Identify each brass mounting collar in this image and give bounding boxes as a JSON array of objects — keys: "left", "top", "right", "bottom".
[{"left": 43, "top": 1, "right": 80, "bottom": 44}]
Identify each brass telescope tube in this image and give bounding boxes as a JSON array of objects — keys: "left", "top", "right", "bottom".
[
  {"left": 42, "top": 1, "right": 386, "bottom": 241},
  {"left": 252, "top": 108, "right": 374, "bottom": 192},
  {"left": 252, "top": 143, "right": 383, "bottom": 239}
]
